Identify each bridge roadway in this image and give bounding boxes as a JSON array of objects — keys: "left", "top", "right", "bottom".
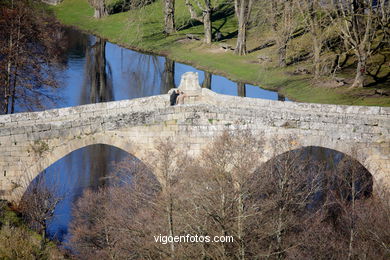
[{"left": 0, "top": 72, "right": 389, "bottom": 202}]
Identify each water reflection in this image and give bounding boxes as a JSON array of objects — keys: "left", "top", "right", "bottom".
[
  {"left": 82, "top": 38, "right": 113, "bottom": 103},
  {"left": 202, "top": 71, "right": 212, "bottom": 89},
  {"left": 161, "top": 58, "right": 176, "bottom": 93},
  {"left": 237, "top": 82, "right": 246, "bottom": 97},
  {"left": 45, "top": 145, "right": 130, "bottom": 241}
]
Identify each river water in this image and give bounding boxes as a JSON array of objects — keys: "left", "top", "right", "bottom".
[{"left": 13, "top": 28, "right": 289, "bottom": 241}]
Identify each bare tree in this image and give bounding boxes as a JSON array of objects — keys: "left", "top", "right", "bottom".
[
  {"left": 267, "top": 0, "right": 298, "bottom": 67},
  {"left": 68, "top": 158, "right": 162, "bottom": 259},
  {"left": 185, "top": 0, "right": 218, "bottom": 44},
  {"left": 177, "top": 131, "right": 264, "bottom": 259},
  {"left": 18, "top": 173, "right": 64, "bottom": 250},
  {"left": 234, "top": 0, "right": 253, "bottom": 55},
  {"left": 164, "top": 0, "right": 175, "bottom": 34},
  {"left": 148, "top": 139, "right": 188, "bottom": 259},
  {"left": 249, "top": 144, "right": 324, "bottom": 259},
  {"left": 89, "top": 0, "right": 108, "bottom": 18},
  {"left": 355, "top": 190, "right": 390, "bottom": 257},
  {"left": 332, "top": 0, "right": 388, "bottom": 87},
  {"left": 323, "top": 153, "right": 373, "bottom": 259},
  {"left": 0, "top": 0, "right": 65, "bottom": 114},
  {"left": 295, "top": 0, "right": 331, "bottom": 78}
]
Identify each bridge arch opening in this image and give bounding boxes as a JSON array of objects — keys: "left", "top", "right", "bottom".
[
  {"left": 255, "top": 146, "right": 374, "bottom": 208},
  {"left": 19, "top": 143, "right": 159, "bottom": 241}
]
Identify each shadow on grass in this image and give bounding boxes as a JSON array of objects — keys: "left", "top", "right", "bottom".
[
  {"left": 248, "top": 40, "right": 275, "bottom": 53},
  {"left": 287, "top": 52, "right": 312, "bottom": 66},
  {"left": 177, "top": 2, "right": 235, "bottom": 31}
]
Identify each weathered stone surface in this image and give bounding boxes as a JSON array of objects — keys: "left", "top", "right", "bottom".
[{"left": 0, "top": 73, "right": 389, "bottom": 202}]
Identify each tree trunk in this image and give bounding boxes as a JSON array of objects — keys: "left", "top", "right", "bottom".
[
  {"left": 276, "top": 205, "right": 284, "bottom": 260},
  {"left": 11, "top": 16, "right": 21, "bottom": 114},
  {"left": 278, "top": 42, "right": 287, "bottom": 67},
  {"left": 10, "top": 66, "right": 18, "bottom": 114},
  {"left": 4, "top": 59, "right": 11, "bottom": 114},
  {"left": 313, "top": 36, "right": 321, "bottom": 79},
  {"left": 93, "top": 0, "right": 108, "bottom": 19},
  {"left": 4, "top": 30, "right": 13, "bottom": 114},
  {"left": 40, "top": 223, "right": 47, "bottom": 251},
  {"left": 235, "top": 21, "right": 247, "bottom": 55},
  {"left": 237, "top": 191, "right": 245, "bottom": 260},
  {"left": 164, "top": 0, "right": 175, "bottom": 35},
  {"left": 351, "top": 50, "right": 366, "bottom": 88},
  {"left": 234, "top": 0, "right": 252, "bottom": 55},
  {"left": 203, "top": 9, "right": 212, "bottom": 44},
  {"left": 167, "top": 194, "right": 175, "bottom": 258},
  {"left": 347, "top": 173, "right": 356, "bottom": 260}
]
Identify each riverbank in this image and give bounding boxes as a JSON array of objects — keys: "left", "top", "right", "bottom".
[
  {"left": 50, "top": 0, "right": 390, "bottom": 106},
  {"left": 0, "top": 201, "right": 67, "bottom": 259}
]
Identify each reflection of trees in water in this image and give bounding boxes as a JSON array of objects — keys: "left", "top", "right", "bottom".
[
  {"left": 237, "top": 82, "right": 246, "bottom": 97},
  {"left": 62, "top": 28, "right": 89, "bottom": 59},
  {"left": 121, "top": 51, "right": 163, "bottom": 98},
  {"left": 81, "top": 37, "right": 113, "bottom": 104},
  {"left": 202, "top": 71, "right": 212, "bottom": 89},
  {"left": 78, "top": 37, "right": 117, "bottom": 190},
  {"left": 161, "top": 58, "right": 175, "bottom": 94}
]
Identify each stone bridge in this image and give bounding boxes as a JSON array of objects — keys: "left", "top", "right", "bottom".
[{"left": 0, "top": 72, "right": 389, "bottom": 202}]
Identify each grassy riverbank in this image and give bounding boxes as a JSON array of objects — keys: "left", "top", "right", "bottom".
[
  {"left": 51, "top": 0, "right": 390, "bottom": 106},
  {"left": 0, "top": 202, "right": 66, "bottom": 259}
]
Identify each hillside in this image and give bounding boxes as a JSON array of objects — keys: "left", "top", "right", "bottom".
[{"left": 51, "top": 0, "right": 390, "bottom": 106}]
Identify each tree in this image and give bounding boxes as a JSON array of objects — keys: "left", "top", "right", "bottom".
[
  {"left": 332, "top": 0, "right": 389, "bottom": 87},
  {"left": 295, "top": 0, "right": 331, "bottom": 78},
  {"left": 164, "top": 0, "right": 175, "bottom": 34},
  {"left": 267, "top": 0, "right": 298, "bottom": 67},
  {"left": 89, "top": 0, "right": 108, "bottom": 18},
  {"left": 324, "top": 153, "right": 373, "bottom": 259},
  {"left": 18, "top": 173, "right": 63, "bottom": 251},
  {"left": 0, "top": 0, "right": 65, "bottom": 114},
  {"left": 185, "top": 0, "right": 217, "bottom": 44},
  {"left": 68, "top": 159, "right": 163, "bottom": 259},
  {"left": 177, "top": 131, "right": 264, "bottom": 259},
  {"left": 234, "top": 0, "right": 253, "bottom": 55},
  {"left": 148, "top": 139, "right": 189, "bottom": 259},
  {"left": 249, "top": 144, "right": 324, "bottom": 259}
]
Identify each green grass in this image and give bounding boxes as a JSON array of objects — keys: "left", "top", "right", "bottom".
[{"left": 51, "top": 0, "right": 390, "bottom": 106}]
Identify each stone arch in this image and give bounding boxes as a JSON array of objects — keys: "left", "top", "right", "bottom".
[
  {"left": 11, "top": 132, "right": 157, "bottom": 202},
  {"left": 261, "top": 137, "right": 385, "bottom": 194}
]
